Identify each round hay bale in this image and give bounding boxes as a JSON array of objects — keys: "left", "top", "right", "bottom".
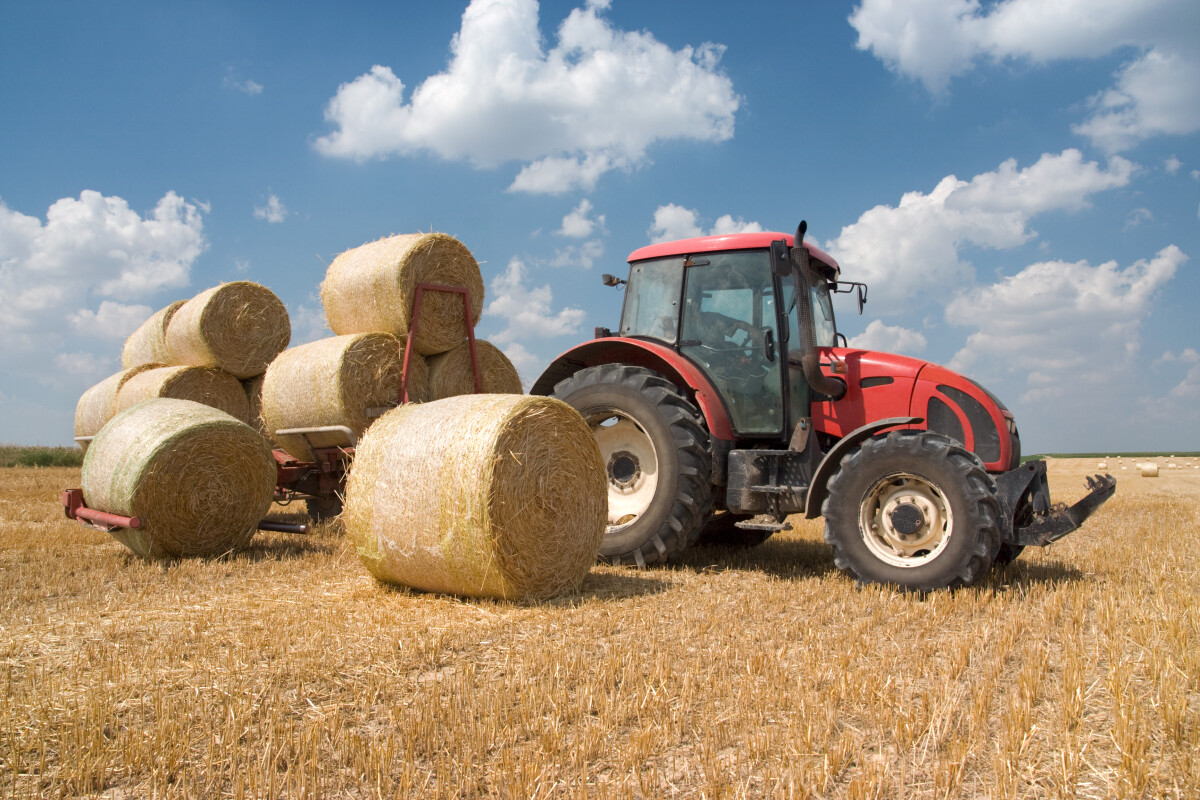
[
  {"left": 426, "top": 339, "right": 523, "bottom": 400},
  {"left": 74, "top": 363, "right": 166, "bottom": 448},
  {"left": 115, "top": 366, "right": 250, "bottom": 423},
  {"left": 242, "top": 373, "right": 268, "bottom": 436},
  {"left": 260, "top": 333, "right": 429, "bottom": 462},
  {"left": 1140, "top": 462, "right": 1159, "bottom": 478},
  {"left": 1097, "top": 461, "right": 1107, "bottom": 470},
  {"left": 344, "top": 394, "right": 606, "bottom": 600},
  {"left": 82, "top": 398, "right": 276, "bottom": 559},
  {"left": 166, "top": 281, "right": 291, "bottom": 379},
  {"left": 320, "top": 233, "right": 484, "bottom": 356},
  {"left": 122, "top": 300, "right": 185, "bottom": 369}
]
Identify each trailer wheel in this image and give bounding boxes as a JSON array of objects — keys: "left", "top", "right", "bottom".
[
  {"left": 552, "top": 365, "right": 711, "bottom": 567},
  {"left": 305, "top": 495, "right": 343, "bottom": 524},
  {"left": 822, "top": 431, "right": 999, "bottom": 590},
  {"left": 695, "top": 511, "right": 773, "bottom": 548}
]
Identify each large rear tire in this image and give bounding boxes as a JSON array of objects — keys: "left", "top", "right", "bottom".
[
  {"left": 822, "top": 431, "right": 1000, "bottom": 590},
  {"left": 552, "top": 365, "right": 712, "bottom": 567}
]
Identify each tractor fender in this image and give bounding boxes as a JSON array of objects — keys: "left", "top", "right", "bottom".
[
  {"left": 803, "top": 416, "right": 923, "bottom": 519},
  {"left": 530, "top": 337, "right": 736, "bottom": 440}
]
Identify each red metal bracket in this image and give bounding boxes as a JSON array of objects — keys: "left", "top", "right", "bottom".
[
  {"left": 62, "top": 488, "right": 141, "bottom": 531},
  {"left": 403, "top": 282, "right": 482, "bottom": 403}
]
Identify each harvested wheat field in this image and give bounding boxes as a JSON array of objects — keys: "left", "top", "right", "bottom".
[{"left": 0, "top": 458, "right": 1197, "bottom": 799}]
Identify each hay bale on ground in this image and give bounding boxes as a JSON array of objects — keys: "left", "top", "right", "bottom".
[
  {"left": 82, "top": 398, "right": 276, "bottom": 559},
  {"left": 426, "top": 339, "right": 523, "bottom": 400},
  {"left": 166, "top": 281, "right": 291, "bottom": 379},
  {"left": 1140, "top": 462, "right": 1160, "bottom": 478},
  {"left": 321, "top": 233, "right": 484, "bottom": 356},
  {"left": 344, "top": 394, "right": 606, "bottom": 600},
  {"left": 261, "top": 333, "right": 429, "bottom": 462},
  {"left": 74, "top": 363, "right": 165, "bottom": 449},
  {"left": 115, "top": 366, "right": 250, "bottom": 423},
  {"left": 122, "top": 300, "right": 185, "bottom": 369}
]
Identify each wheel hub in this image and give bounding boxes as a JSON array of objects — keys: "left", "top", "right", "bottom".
[
  {"left": 590, "top": 413, "right": 659, "bottom": 529},
  {"left": 888, "top": 502, "right": 925, "bottom": 536},
  {"left": 608, "top": 451, "right": 641, "bottom": 488},
  {"left": 860, "top": 474, "right": 953, "bottom": 568}
]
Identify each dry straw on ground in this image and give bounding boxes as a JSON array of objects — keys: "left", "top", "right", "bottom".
[
  {"left": 166, "top": 281, "right": 291, "bottom": 379},
  {"left": 73, "top": 363, "right": 165, "bottom": 448},
  {"left": 121, "top": 300, "right": 185, "bottom": 369},
  {"left": 261, "top": 332, "right": 427, "bottom": 462},
  {"left": 345, "top": 394, "right": 606, "bottom": 600},
  {"left": 115, "top": 365, "right": 250, "bottom": 423},
  {"left": 80, "top": 398, "right": 276, "bottom": 559},
  {"left": 426, "top": 339, "right": 523, "bottom": 400},
  {"left": 321, "top": 233, "right": 484, "bottom": 356}
]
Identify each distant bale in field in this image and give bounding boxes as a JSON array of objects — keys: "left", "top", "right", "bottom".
[
  {"left": 1140, "top": 462, "right": 1159, "bottom": 478},
  {"left": 321, "top": 233, "right": 484, "bottom": 356},
  {"left": 122, "top": 301, "right": 185, "bottom": 369},
  {"left": 115, "top": 366, "right": 250, "bottom": 423},
  {"left": 166, "top": 281, "right": 290, "bottom": 379},
  {"left": 344, "top": 394, "right": 606, "bottom": 600},
  {"left": 1097, "top": 461, "right": 1108, "bottom": 469},
  {"left": 426, "top": 339, "right": 522, "bottom": 400},
  {"left": 82, "top": 398, "right": 276, "bottom": 559},
  {"left": 261, "top": 333, "right": 428, "bottom": 462},
  {"left": 74, "top": 363, "right": 165, "bottom": 449}
]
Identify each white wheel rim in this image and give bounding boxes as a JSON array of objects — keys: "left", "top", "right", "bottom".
[
  {"left": 859, "top": 473, "right": 953, "bottom": 568},
  {"left": 589, "top": 412, "right": 658, "bottom": 531}
]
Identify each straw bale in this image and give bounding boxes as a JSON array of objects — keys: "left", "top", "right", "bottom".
[
  {"left": 426, "top": 339, "right": 523, "bottom": 400},
  {"left": 82, "top": 398, "right": 276, "bottom": 559},
  {"left": 166, "top": 281, "right": 291, "bottom": 379},
  {"left": 260, "top": 333, "right": 429, "bottom": 462},
  {"left": 321, "top": 233, "right": 484, "bottom": 356},
  {"left": 1140, "top": 462, "right": 1159, "bottom": 478},
  {"left": 344, "top": 394, "right": 606, "bottom": 600},
  {"left": 242, "top": 374, "right": 268, "bottom": 436},
  {"left": 74, "top": 363, "right": 165, "bottom": 448},
  {"left": 115, "top": 366, "right": 250, "bottom": 423},
  {"left": 121, "top": 300, "right": 185, "bottom": 369}
]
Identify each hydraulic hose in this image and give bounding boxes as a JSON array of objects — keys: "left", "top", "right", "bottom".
[{"left": 791, "top": 225, "right": 847, "bottom": 401}]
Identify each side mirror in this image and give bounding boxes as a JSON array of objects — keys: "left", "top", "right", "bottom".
[
  {"left": 601, "top": 273, "right": 626, "bottom": 287},
  {"left": 770, "top": 240, "right": 790, "bottom": 277}
]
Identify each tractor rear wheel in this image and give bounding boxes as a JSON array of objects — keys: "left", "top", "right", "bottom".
[
  {"left": 822, "top": 431, "right": 1000, "bottom": 590},
  {"left": 552, "top": 365, "right": 712, "bottom": 567}
]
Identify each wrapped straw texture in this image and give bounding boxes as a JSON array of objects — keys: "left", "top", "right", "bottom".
[
  {"left": 321, "top": 233, "right": 484, "bottom": 356},
  {"left": 427, "top": 339, "right": 523, "bottom": 400},
  {"left": 81, "top": 398, "right": 276, "bottom": 559},
  {"left": 122, "top": 300, "right": 185, "bottom": 369},
  {"left": 242, "top": 374, "right": 267, "bottom": 436},
  {"left": 344, "top": 394, "right": 606, "bottom": 600},
  {"left": 74, "top": 363, "right": 165, "bottom": 448},
  {"left": 166, "top": 281, "right": 291, "bottom": 379},
  {"left": 261, "top": 333, "right": 428, "bottom": 462},
  {"left": 115, "top": 366, "right": 250, "bottom": 423}
]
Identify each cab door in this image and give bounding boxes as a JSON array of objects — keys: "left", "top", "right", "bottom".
[{"left": 677, "top": 251, "right": 784, "bottom": 437}]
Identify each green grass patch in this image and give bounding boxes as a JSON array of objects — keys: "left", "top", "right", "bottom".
[{"left": 0, "top": 445, "right": 85, "bottom": 468}]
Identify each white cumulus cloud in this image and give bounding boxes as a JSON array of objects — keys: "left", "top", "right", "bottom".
[
  {"left": 825, "top": 150, "right": 1133, "bottom": 312},
  {"left": 253, "top": 194, "right": 288, "bottom": 223},
  {"left": 945, "top": 245, "right": 1185, "bottom": 401},
  {"left": 848, "top": 319, "right": 928, "bottom": 356},
  {"left": 485, "top": 256, "right": 586, "bottom": 344},
  {"left": 557, "top": 199, "right": 604, "bottom": 238},
  {"left": 849, "top": 0, "right": 1200, "bottom": 151},
  {"left": 314, "top": 0, "right": 739, "bottom": 194},
  {"left": 648, "top": 204, "right": 763, "bottom": 244}
]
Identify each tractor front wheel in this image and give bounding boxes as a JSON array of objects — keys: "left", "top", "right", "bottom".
[
  {"left": 822, "top": 431, "right": 1000, "bottom": 590},
  {"left": 552, "top": 365, "right": 712, "bottom": 567}
]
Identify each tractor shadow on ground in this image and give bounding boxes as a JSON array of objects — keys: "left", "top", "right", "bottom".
[
  {"left": 676, "top": 537, "right": 838, "bottom": 581},
  {"left": 986, "top": 559, "right": 1087, "bottom": 590}
]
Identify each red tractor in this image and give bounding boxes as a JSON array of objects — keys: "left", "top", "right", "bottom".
[{"left": 532, "top": 222, "right": 1115, "bottom": 590}]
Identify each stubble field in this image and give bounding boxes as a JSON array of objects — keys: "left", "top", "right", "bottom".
[{"left": 1, "top": 458, "right": 1197, "bottom": 799}]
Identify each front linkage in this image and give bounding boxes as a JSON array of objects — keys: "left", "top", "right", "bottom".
[{"left": 996, "top": 461, "right": 1117, "bottom": 547}]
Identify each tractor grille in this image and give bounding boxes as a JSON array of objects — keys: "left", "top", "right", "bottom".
[{"left": 929, "top": 385, "right": 1002, "bottom": 464}]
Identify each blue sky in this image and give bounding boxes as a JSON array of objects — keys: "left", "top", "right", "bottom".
[{"left": 2, "top": 0, "right": 1197, "bottom": 453}]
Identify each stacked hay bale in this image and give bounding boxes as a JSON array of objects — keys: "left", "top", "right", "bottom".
[
  {"left": 319, "top": 232, "right": 520, "bottom": 401},
  {"left": 74, "top": 363, "right": 165, "bottom": 450},
  {"left": 122, "top": 300, "right": 185, "bottom": 369},
  {"left": 115, "top": 365, "right": 251, "bottom": 423},
  {"left": 82, "top": 398, "right": 276, "bottom": 559},
  {"left": 260, "top": 333, "right": 428, "bottom": 461},
  {"left": 344, "top": 394, "right": 606, "bottom": 600}
]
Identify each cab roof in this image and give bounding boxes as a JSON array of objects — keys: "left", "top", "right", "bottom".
[{"left": 627, "top": 231, "right": 840, "bottom": 276}]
